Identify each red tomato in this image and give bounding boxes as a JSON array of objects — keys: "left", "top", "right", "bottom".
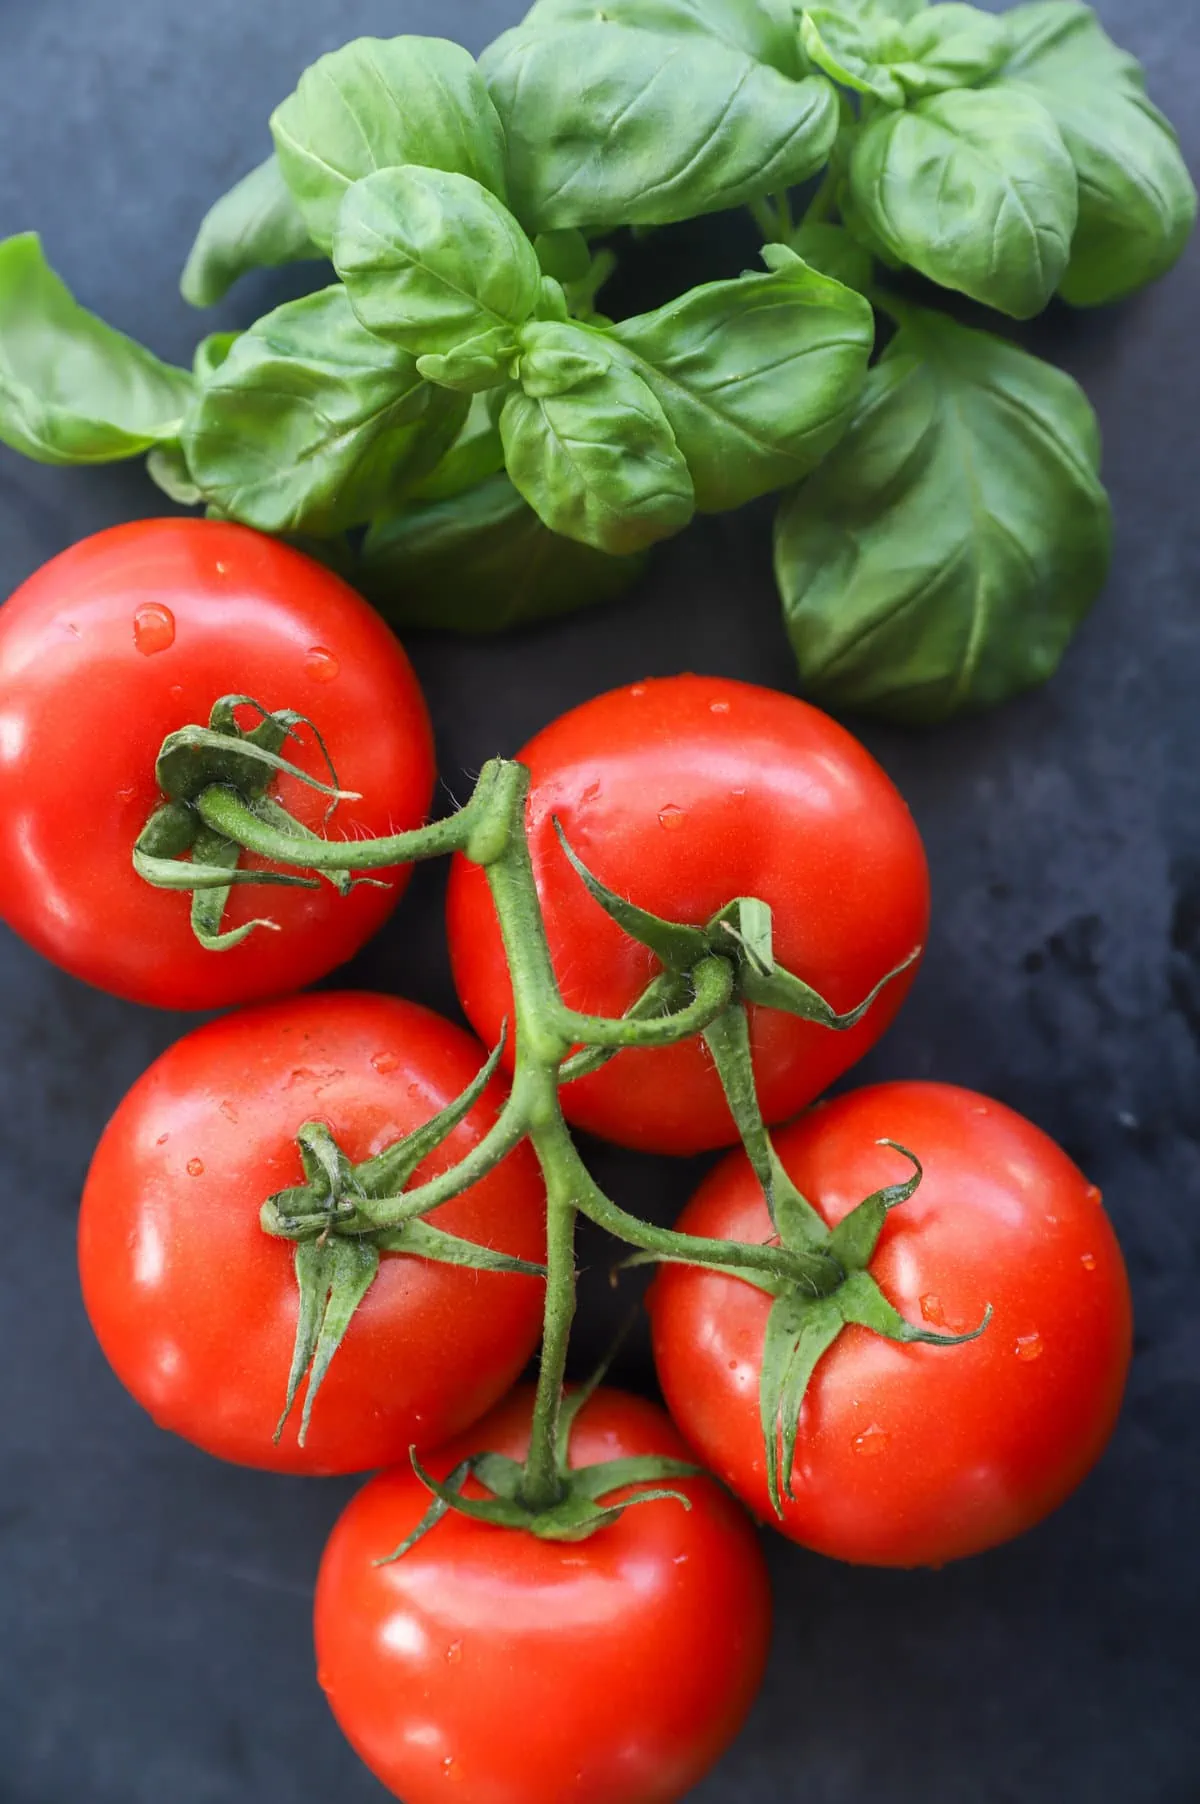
[
  {"left": 651, "top": 1082, "right": 1133, "bottom": 1566},
  {"left": 315, "top": 1386, "right": 771, "bottom": 1804},
  {"left": 0, "top": 519, "right": 434, "bottom": 1008},
  {"left": 78, "top": 992, "right": 545, "bottom": 1475},
  {"left": 446, "top": 674, "right": 928, "bottom": 1153}
]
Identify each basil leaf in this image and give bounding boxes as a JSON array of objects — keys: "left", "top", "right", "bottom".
[
  {"left": 800, "top": 10, "right": 907, "bottom": 103},
  {"left": 181, "top": 283, "right": 465, "bottom": 534},
  {"left": 271, "top": 36, "right": 507, "bottom": 252},
  {"left": 786, "top": 221, "right": 874, "bottom": 294},
  {"left": 610, "top": 248, "right": 873, "bottom": 511},
  {"left": 407, "top": 394, "right": 505, "bottom": 502},
  {"left": 417, "top": 328, "right": 520, "bottom": 394},
  {"left": 885, "top": 4, "right": 1010, "bottom": 99},
  {"left": 146, "top": 443, "right": 202, "bottom": 506},
  {"left": 335, "top": 166, "right": 541, "bottom": 356},
  {"left": 0, "top": 233, "right": 192, "bottom": 464},
  {"left": 849, "top": 87, "right": 1077, "bottom": 318},
  {"left": 995, "top": 1, "right": 1196, "bottom": 306},
  {"left": 360, "top": 471, "right": 644, "bottom": 632},
  {"left": 192, "top": 331, "right": 239, "bottom": 382},
  {"left": 775, "top": 306, "right": 1111, "bottom": 725},
  {"left": 180, "top": 155, "right": 320, "bottom": 307},
  {"left": 501, "top": 320, "right": 694, "bottom": 553},
  {"left": 522, "top": 0, "right": 804, "bottom": 72},
  {"left": 482, "top": 22, "right": 838, "bottom": 231}
]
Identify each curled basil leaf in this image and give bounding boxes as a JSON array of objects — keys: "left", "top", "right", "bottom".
[
  {"left": 775, "top": 306, "right": 1111, "bottom": 725},
  {"left": 482, "top": 22, "right": 838, "bottom": 231},
  {"left": 271, "top": 36, "right": 507, "bottom": 251},
  {"left": 610, "top": 247, "right": 874, "bottom": 511},
  {"left": 334, "top": 166, "right": 542, "bottom": 356},
  {"left": 849, "top": 86, "right": 1077, "bottom": 318},
  {"left": 181, "top": 284, "right": 465, "bottom": 534},
  {"left": 501, "top": 320, "right": 694, "bottom": 553},
  {"left": 146, "top": 443, "right": 202, "bottom": 506},
  {"left": 180, "top": 155, "right": 321, "bottom": 308},
  {"left": 0, "top": 234, "right": 192, "bottom": 464},
  {"left": 360, "top": 471, "right": 644, "bottom": 632},
  {"left": 523, "top": 0, "right": 804, "bottom": 72},
  {"left": 994, "top": 1, "right": 1197, "bottom": 306},
  {"left": 800, "top": 10, "right": 906, "bottom": 102},
  {"left": 785, "top": 221, "right": 874, "bottom": 295}
]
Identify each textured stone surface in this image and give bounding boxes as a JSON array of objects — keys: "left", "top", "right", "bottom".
[{"left": 0, "top": 2, "right": 1196, "bottom": 1799}]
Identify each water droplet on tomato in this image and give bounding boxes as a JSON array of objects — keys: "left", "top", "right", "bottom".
[
  {"left": 919, "top": 1293, "right": 946, "bottom": 1327},
  {"left": 442, "top": 1755, "right": 460, "bottom": 1780},
  {"left": 169, "top": 684, "right": 183, "bottom": 702},
  {"left": 116, "top": 786, "right": 136, "bottom": 804},
  {"left": 186, "top": 1158, "right": 205, "bottom": 1177},
  {"left": 305, "top": 645, "right": 340, "bottom": 683},
  {"left": 133, "top": 602, "right": 176, "bottom": 656},
  {"left": 853, "top": 1425, "right": 889, "bottom": 1457},
  {"left": 446, "top": 1640, "right": 463, "bottom": 1665},
  {"left": 316, "top": 1666, "right": 332, "bottom": 1693},
  {"left": 155, "top": 1132, "right": 170, "bottom": 1147},
  {"left": 372, "top": 1050, "right": 401, "bottom": 1075},
  {"left": 215, "top": 561, "right": 228, "bottom": 576},
  {"left": 1085, "top": 1184, "right": 1103, "bottom": 1206},
  {"left": 971, "top": 1103, "right": 989, "bottom": 1116},
  {"left": 727, "top": 1358, "right": 738, "bottom": 1371},
  {"left": 709, "top": 699, "right": 731, "bottom": 714},
  {"left": 1015, "top": 1332, "right": 1044, "bottom": 1362},
  {"left": 628, "top": 683, "right": 646, "bottom": 698},
  {"left": 1081, "top": 1252, "right": 1097, "bottom": 1272},
  {"left": 219, "top": 1101, "right": 239, "bottom": 1125},
  {"left": 658, "top": 804, "right": 685, "bottom": 830}
]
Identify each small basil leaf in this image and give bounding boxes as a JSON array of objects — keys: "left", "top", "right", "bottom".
[
  {"left": 521, "top": 0, "right": 805, "bottom": 73},
  {"left": 534, "top": 229, "right": 592, "bottom": 286},
  {"left": 146, "top": 443, "right": 201, "bottom": 506},
  {"left": 775, "top": 306, "right": 1111, "bottom": 724},
  {"left": 611, "top": 250, "right": 873, "bottom": 511},
  {"left": 799, "top": 11, "right": 906, "bottom": 104},
  {"left": 416, "top": 328, "right": 519, "bottom": 394},
  {"left": 180, "top": 155, "right": 321, "bottom": 308},
  {"left": 406, "top": 393, "right": 505, "bottom": 503},
  {"left": 192, "top": 331, "right": 239, "bottom": 383},
  {"left": 0, "top": 234, "right": 193, "bottom": 464},
  {"left": 482, "top": 23, "right": 838, "bottom": 231},
  {"left": 785, "top": 221, "right": 874, "bottom": 295},
  {"left": 359, "top": 471, "right": 644, "bottom": 632},
  {"left": 501, "top": 321, "right": 694, "bottom": 553},
  {"left": 271, "top": 35, "right": 508, "bottom": 251},
  {"left": 335, "top": 167, "right": 542, "bottom": 357},
  {"left": 182, "top": 283, "right": 462, "bottom": 534},
  {"left": 849, "top": 86, "right": 1077, "bottom": 318},
  {"left": 994, "top": 2, "right": 1196, "bottom": 306},
  {"left": 885, "top": 4, "right": 1010, "bottom": 99}
]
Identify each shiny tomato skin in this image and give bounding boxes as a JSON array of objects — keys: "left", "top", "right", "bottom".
[
  {"left": 78, "top": 993, "right": 545, "bottom": 1475},
  {"left": 446, "top": 674, "right": 929, "bottom": 1153},
  {"left": 0, "top": 519, "right": 435, "bottom": 1008},
  {"left": 651, "top": 1083, "right": 1133, "bottom": 1567},
  {"left": 315, "top": 1386, "right": 771, "bottom": 1804}
]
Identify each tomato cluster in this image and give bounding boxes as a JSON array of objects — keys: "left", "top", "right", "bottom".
[{"left": 0, "top": 522, "right": 1132, "bottom": 1804}]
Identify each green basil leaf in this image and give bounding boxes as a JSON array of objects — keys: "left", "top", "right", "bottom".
[
  {"left": 501, "top": 320, "right": 694, "bottom": 553},
  {"left": 192, "top": 331, "right": 239, "bottom": 382},
  {"left": 837, "top": 0, "right": 927, "bottom": 19},
  {"left": 406, "top": 393, "right": 506, "bottom": 502},
  {"left": 775, "top": 306, "right": 1111, "bottom": 725},
  {"left": 534, "top": 230, "right": 592, "bottom": 286},
  {"left": 800, "top": 10, "right": 906, "bottom": 103},
  {"left": 482, "top": 22, "right": 838, "bottom": 231},
  {"left": 270, "top": 36, "right": 508, "bottom": 252},
  {"left": 995, "top": 2, "right": 1196, "bottom": 306},
  {"left": 180, "top": 155, "right": 320, "bottom": 307},
  {"left": 610, "top": 248, "right": 873, "bottom": 511},
  {"left": 786, "top": 221, "right": 874, "bottom": 294},
  {"left": 849, "top": 87, "right": 1077, "bottom": 318},
  {"left": 416, "top": 328, "right": 519, "bottom": 394},
  {"left": 181, "top": 283, "right": 465, "bottom": 534},
  {"left": 522, "top": 0, "right": 804, "bottom": 72},
  {"left": 146, "top": 443, "right": 202, "bottom": 506},
  {"left": 335, "top": 166, "right": 542, "bottom": 357},
  {"left": 886, "top": 4, "right": 1010, "bottom": 98},
  {"left": 0, "top": 233, "right": 193, "bottom": 465},
  {"left": 360, "top": 471, "right": 644, "bottom": 632}
]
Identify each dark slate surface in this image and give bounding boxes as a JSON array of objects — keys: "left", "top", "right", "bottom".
[{"left": 0, "top": 2, "right": 1197, "bottom": 1800}]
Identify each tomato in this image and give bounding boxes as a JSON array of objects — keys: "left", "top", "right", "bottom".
[
  {"left": 78, "top": 992, "right": 545, "bottom": 1475},
  {"left": 0, "top": 519, "right": 434, "bottom": 1008},
  {"left": 446, "top": 674, "right": 928, "bottom": 1153},
  {"left": 651, "top": 1082, "right": 1133, "bottom": 1567},
  {"left": 315, "top": 1385, "right": 771, "bottom": 1804}
]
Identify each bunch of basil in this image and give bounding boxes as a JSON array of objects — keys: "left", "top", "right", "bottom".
[{"left": 0, "top": 0, "right": 1192, "bottom": 723}]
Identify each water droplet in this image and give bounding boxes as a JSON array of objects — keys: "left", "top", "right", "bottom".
[
  {"left": 971, "top": 1104, "right": 990, "bottom": 1117},
  {"left": 372, "top": 1050, "right": 401, "bottom": 1075},
  {"left": 673, "top": 1553, "right": 689, "bottom": 1565},
  {"left": 853, "top": 1424, "right": 889, "bottom": 1457},
  {"left": 316, "top": 1665, "right": 332, "bottom": 1692},
  {"left": 169, "top": 684, "right": 183, "bottom": 702},
  {"left": 219, "top": 1100, "right": 239, "bottom": 1125},
  {"left": 1081, "top": 1252, "right": 1097, "bottom": 1272},
  {"left": 658, "top": 804, "right": 685, "bottom": 830},
  {"left": 730, "top": 787, "right": 747, "bottom": 799},
  {"left": 727, "top": 1358, "right": 738, "bottom": 1371},
  {"left": 709, "top": 699, "right": 731, "bottom": 715},
  {"left": 155, "top": 1132, "right": 170, "bottom": 1147},
  {"left": 628, "top": 683, "right": 646, "bottom": 698},
  {"left": 446, "top": 1640, "right": 463, "bottom": 1665},
  {"left": 186, "top": 1157, "right": 205, "bottom": 1177},
  {"left": 1084, "top": 1184, "right": 1103, "bottom": 1206},
  {"left": 133, "top": 602, "right": 176, "bottom": 656},
  {"left": 215, "top": 561, "right": 228, "bottom": 576},
  {"left": 442, "top": 1755, "right": 461, "bottom": 1781},
  {"left": 116, "top": 786, "right": 136, "bottom": 804},
  {"left": 920, "top": 1293, "right": 946, "bottom": 1327},
  {"left": 305, "top": 645, "right": 340, "bottom": 684},
  {"left": 1015, "top": 1332, "right": 1044, "bottom": 1362}
]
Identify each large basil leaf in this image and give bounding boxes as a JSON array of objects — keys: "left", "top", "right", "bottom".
[
  {"left": 0, "top": 234, "right": 192, "bottom": 464},
  {"left": 360, "top": 471, "right": 644, "bottom": 632},
  {"left": 849, "top": 87, "right": 1077, "bottom": 318},
  {"left": 610, "top": 248, "right": 873, "bottom": 511},
  {"left": 181, "top": 284, "right": 464, "bottom": 534},
  {"left": 501, "top": 320, "right": 694, "bottom": 553},
  {"left": 774, "top": 307, "right": 1111, "bottom": 725},
  {"left": 522, "top": 0, "right": 803, "bottom": 72},
  {"left": 995, "top": 1, "right": 1196, "bottom": 306},
  {"left": 482, "top": 22, "right": 838, "bottom": 231},
  {"left": 335, "top": 167, "right": 541, "bottom": 356},
  {"left": 271, "top": 37, "right": 507, "bottom": 252},
  {"left": 180, "top": 156, "right": 320, "bottom": 307}
]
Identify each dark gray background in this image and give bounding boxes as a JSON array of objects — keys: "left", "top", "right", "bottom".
[{"left": 1, "top": 2, "right": 1197, "bottom": 1800}]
